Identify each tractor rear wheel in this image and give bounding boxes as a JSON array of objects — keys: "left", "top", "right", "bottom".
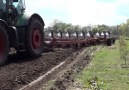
[
  {"left": 26, "top": 18, "right": 44, "bottom": 57},
  {"left": 0, "top": 24, "right": 9, "bottom": 66}
]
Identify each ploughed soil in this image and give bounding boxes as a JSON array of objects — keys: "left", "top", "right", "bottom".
[
  {"left": 0, "top": 48, "right": 77, "bottom": 90},
  {"left": 0, "top": 46, "right": 98, "bottom": 90},
  {"left": 40, "top": 46, "right": 97, "bottom": 90}
]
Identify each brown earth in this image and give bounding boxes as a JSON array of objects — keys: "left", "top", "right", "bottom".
[
  {"left": 40, "top": 46, "right": 97, "bottom": 90},
  {"left": 0, "top": 48, "right": 76, "bottom": 90}
]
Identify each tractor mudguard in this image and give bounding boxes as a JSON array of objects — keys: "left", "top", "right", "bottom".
[
  {"left": 0, "top": 19, "right": 10, "bottom": 41},
  {"left": 0, "top": 19, "right": 18, "bottom": 48},
  {"left": 0, "top": 19, "right": 10, "bottom": 30},
  {"left": 15, "top": 12, "right": 45, "bottom": 27}
]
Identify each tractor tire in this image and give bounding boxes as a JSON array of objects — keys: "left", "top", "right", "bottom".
[
  {"left": 113, "top": 38, "right": 115, "bottom": 44},
  {"left": 26, "top": 18, "right": 44, "bottom": 57},
  {"left": 106, "top": 39, "right": 112, "bottom": 46},
  {"left": 72, "top": 43, "right": 78, "bottom": 50},
  {"left": 0, "top": 24, "right": 9, "bottom": 66}
]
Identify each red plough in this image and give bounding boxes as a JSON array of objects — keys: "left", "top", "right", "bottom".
[{"left": 44, "top": 30, "right": 115, "bottom": 49}]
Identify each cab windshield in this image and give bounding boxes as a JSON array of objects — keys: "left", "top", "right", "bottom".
[
  {"left": 13, "top": 0, "right": 25, "bottom": 14},
  {"left": 0, "top": 0, "right": 25, "bottom": 14},
  {"left": 0, "top": 0, "right": 6, "bottom": 10}
]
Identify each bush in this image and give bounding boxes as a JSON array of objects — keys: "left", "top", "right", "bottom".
[{"left": 118, "top": 36, "right": 128, "bottom": 66}]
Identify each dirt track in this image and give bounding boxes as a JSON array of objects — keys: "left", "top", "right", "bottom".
[
  {"left": 0, "top": 48, "right": 76, "bottom": 90},
  {"left": 41, "top": 47, "right": 95, "bottom": 90}
]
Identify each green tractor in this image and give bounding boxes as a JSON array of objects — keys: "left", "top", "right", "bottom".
[{"left": 0, "top": 0, "right": 45, "bottom": 66}]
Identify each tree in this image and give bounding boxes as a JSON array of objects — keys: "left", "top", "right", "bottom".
[
  {"left": 49, "top": 19, "right": 70, "bottom": 33},
  {"left": 92, "top": 27, "right": 98, "bottom": 34},
  {"left": 82, "top": 26, "right": 88, "bottom": 33},
  {"left": 73, "top": 25, "right": 81, "bottom": 31},
  {"left": 118, "top": 19, "right": 129, "bottom": 36},
  {"left": 97, "top": 24, "right": 108, "bottom": 32}
]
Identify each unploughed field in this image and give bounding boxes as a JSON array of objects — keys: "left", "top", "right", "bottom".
[{"left": 74, "top": 41, "right": 129, "bottom": 90}]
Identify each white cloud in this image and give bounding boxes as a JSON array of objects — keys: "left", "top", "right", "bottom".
[
  {"left": 25, "top": 0, "right": 129, "bottom": 27},
  {"left": 26, "top": 0, "right": 66, "bottom": 13},
  {"left": 66, "top": 0, "right": 117, "bottom": 26}
]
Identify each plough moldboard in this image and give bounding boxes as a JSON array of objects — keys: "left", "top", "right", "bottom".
[{"left": 44, "top": 30, "right": 115, "bottom": 48}]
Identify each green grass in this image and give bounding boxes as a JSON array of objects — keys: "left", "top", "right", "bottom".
[{"left": 76, "top": 42, "right": 129, "bottom": 90}]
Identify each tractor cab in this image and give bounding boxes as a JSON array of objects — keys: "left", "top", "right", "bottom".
[
  {"left": 0, "top": 0, "right": 25, "bottom": 24},
  {"left": 13, "top": 0, "right": 25, "bottom": 14}
]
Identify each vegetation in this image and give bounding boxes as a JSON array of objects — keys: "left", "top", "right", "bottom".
[
  {"left": 44, "top": 18, "right": 129, "bottom": 38},
  {"left": 118, "top": 36, "right": 129, "bottom": 67},
  {"left": 75, "top": 42, "right": 129, "bottom": 90},
  {"left": 45, "top": 19, "right": 117, "bottom": 34}
]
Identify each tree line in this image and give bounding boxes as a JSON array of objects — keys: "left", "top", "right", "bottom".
[{"left": 45, "top": 19, "right": 129, "bottom": 36}]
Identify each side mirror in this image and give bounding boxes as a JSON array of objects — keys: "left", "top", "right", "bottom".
[{"left": 13, "top": 0, "right": 18, "bottom": 2}]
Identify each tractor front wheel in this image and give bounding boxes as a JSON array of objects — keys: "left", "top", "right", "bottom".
[
  {"left": 26, "top": 18, "right": 44, "bottom": 57},
  {"left": 0, "top": 24, "right": 9, "bottom": 66}
]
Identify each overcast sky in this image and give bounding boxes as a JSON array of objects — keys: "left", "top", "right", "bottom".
[{"left": 26, "top": 0, "right": 129, "bottom": 27}]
